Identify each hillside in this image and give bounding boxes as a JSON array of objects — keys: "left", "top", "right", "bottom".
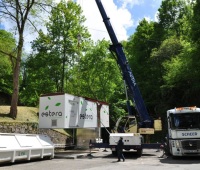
[{"left": 0, "top": 106, "right": 38, "bottom": 122}]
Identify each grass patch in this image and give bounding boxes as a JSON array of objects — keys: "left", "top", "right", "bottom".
[
  {"left": 54, "top": 129, "right": 70, "bottom": 136},
  {"left": 0, "top": 106, "right": 38, "bottom": 122}
]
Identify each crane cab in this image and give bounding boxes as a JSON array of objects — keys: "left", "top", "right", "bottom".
[
  {"left": 114, "top": 115, "right": 162, "bottom": 135},
  {"left": 114, "top": 115, "right": 138, "bottom": 133}
]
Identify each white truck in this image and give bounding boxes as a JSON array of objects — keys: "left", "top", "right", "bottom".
[
  {"left": 109, "top": 132, "right": 143, "bottom": 156},
  {"left": 107, "top": 116, "right": 143, "bottom": 156},
  {"left": 166, "top": 106, "right": 200, "bottom": 156}
]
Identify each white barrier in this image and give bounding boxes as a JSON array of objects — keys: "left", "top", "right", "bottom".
[{"left": 0, "top": 133, "right": 54, "bottom": 163}]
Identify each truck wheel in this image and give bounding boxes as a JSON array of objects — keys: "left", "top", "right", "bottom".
[{"left": 136, "top": 149, "right": 143, "bottom": 157}]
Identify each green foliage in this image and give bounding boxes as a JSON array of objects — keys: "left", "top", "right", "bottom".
[
  {"left": 126, "top": 19, "right": 162, "bottom": 114},
  {"left": 67, "top": 40, "right": 119, "bottom": 99},
  {"left": 162, "top": 56, "right": 184, "bottom": 87},
  {"left": 19, "top": 52, "right": 60, "bottom": 106},
  {"left": 151, "top": 37, "right": 183, "bottom": 62},
  {"left": 0, "top": 30, "right": 16, "bottom": 53},
  {"left": 149, "top": 37, "right": 183, "bottom": 106},
  {"left": 0, "top": 30, "right": 16, "bottom": 94},
  {"left": 191, "top": 0, "right": 200, "bottom": 43},
  {"left": 45, "top": 1, "right": 91, "bottom": 92},
  {"left": 158, "top": 0, "right": 192, "bottom": 37},
  {"left": 161, "top": 39, "right": 200, "bottom": 106},
  {"left": 0, "top": 55, "right": 13, "bottom": 94}
]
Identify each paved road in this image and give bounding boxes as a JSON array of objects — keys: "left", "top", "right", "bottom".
[{"left": 1, "top": 149, "right": 200, "bottom": 170}]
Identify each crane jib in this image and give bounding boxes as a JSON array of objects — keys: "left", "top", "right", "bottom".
[{"left": 95, "top": 0, "right": 152, "bottom": 126}]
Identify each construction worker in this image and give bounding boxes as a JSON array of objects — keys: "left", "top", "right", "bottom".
[{"left": 117, "top": 137, "right": 125, "bottom": 162}]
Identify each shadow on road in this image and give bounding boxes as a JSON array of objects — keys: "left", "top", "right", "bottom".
[
  {"left": 159, "top": 156, "right": 200, "bottom": 164},
  {"left": 83, "top": 151, "right": 149, "bottom": 160},
  {"left": 0, "top": 157, "right": 50, "bottom": 167}
]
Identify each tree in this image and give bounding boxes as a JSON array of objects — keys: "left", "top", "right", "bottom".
[
  {"left": 126, "top": 19, "right": 162, "bottom": 114},
  {"left": 0, "top": 0, "right": 53, "bottom": 118},
  {"left": 161, "top": 40, "right": 199, "bottom": 106},
  {"left": 21, "top": 1, "right": 91, "bottom": 106},
  {"left": 150, "top": 37, "right": 183, "bottom": 108},
  {"left": 158, "top": 0, "right": 192, "bottom": 37},
  {"left": 45, "top": 0, "right": 91, "bottom": 92},
  {"left": 20, "top": 44, "right": 60, "bottom": 106},
  {"left": 66, "top": 39, "right": 126, "bottom": 122},
  {"left": 67, "top": 40, "right": 121, "bottom": 100}
]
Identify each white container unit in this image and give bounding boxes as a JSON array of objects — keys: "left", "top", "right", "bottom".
[
  {"left": 39, "top": 93, "right": 109, "bottom": 129},
  {"left": 0, "top": 133, "right": 54, "bottom": 163}
]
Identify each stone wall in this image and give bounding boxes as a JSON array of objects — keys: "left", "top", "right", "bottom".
[{"left": 0, "top": 122, "right": 72, "bottom": 146}]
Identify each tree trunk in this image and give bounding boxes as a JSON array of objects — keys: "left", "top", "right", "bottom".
[
  {"left": 10, "top": 35, "right": 23, "bottom": 119},
  {"left": 10, "top": 61, "right": 20, "bottom": 119}
]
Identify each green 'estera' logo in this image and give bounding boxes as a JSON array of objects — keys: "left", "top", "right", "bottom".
[
  {"left": 44, "top": 96, "right": 61, "bottom": 110},
  {"left": 42, "top": 96, "right": 62, "bottom": 117}
]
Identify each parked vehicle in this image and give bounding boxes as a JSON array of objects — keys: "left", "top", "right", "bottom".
[{"left": 166, "top": 106, "right": 200, "bottom": 156}]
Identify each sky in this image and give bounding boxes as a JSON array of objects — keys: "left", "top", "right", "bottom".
[
  {"left": 0, "top": 0, "right": 163, "bottom": 53},
  {"left": 76, "top": 0, "right": 162, "bottom": 42}
]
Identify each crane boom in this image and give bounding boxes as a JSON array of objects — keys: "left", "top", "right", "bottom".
[{"left": 95, "top": 0, "right": 151, "bottom": 126}]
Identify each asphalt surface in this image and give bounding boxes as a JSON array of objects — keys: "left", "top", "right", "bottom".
[{"left": 1, "top": 149, "right": 200, "bottom": 170}]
